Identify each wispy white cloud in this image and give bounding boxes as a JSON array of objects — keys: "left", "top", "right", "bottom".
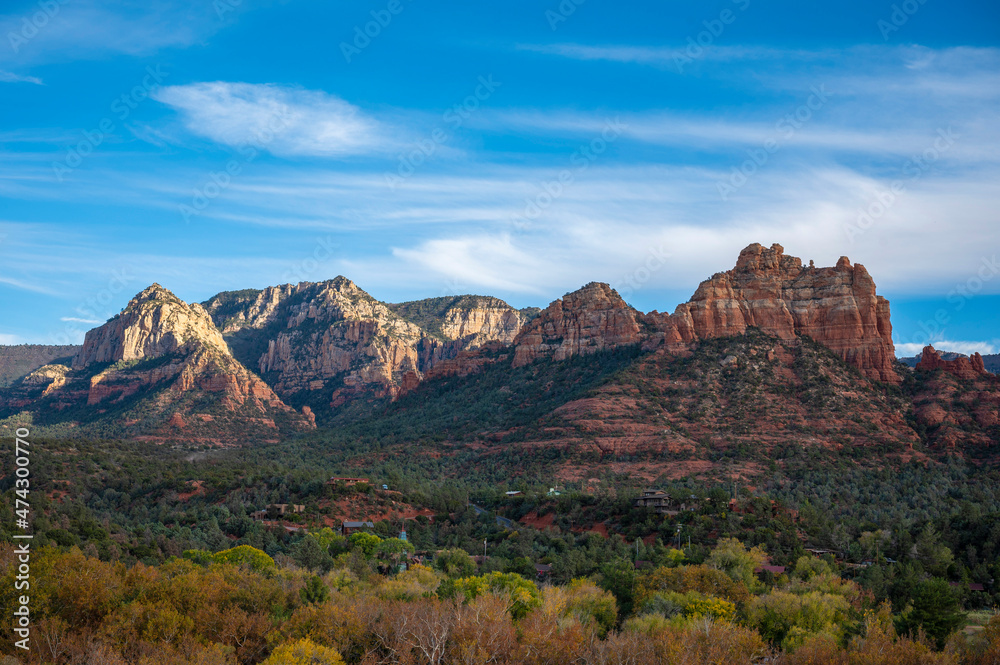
[
  {"left": 472, "top": 110, "right": 992, "bottom": 162},
  {"left": 393, "top": 234, "right": 550, "bottom": 294},
  {"left": 476, "top": 46, "right": 1000, "bottom": 164},
  {"left": 1, "top": 41, "right": 998, "bottom": 328},
  {"left": 153, "top": 82, "right": 385, "bottom": 157},
  {"left": 0, "top": 274, "right": 58, "bottom": 295},
  {"left": 4, "top": 150, "right": 999, "bottom": 305},
  {"left": 60, "top": 316, "right": 104, "bottom": 324},
  {"left": 0, "top": 70, "right": 42, "bottom": 84},
  {"left": 0, "top": 333, "right": 19, "bottom": 344},
  {"left": 517, "top": 43, "right": 830, "bottom": 67},
  {"left": 896, "top": 341, "right": 997, "bottom": 357},
  {"left": 0, "top": 0, "right": 240, "bottom": 67}
]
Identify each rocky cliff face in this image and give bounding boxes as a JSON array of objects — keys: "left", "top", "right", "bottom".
[
  {"left": 901, "top": 349, "right": 998, "bottom": 374},
  {"left": 205, "top": 279, "right": 428, "bottom": 404},
  {"left": 19, "top": 284, "right": 313, "bottom": 440},
  {"left": 74, "top": 285, "right": 229, "bottom": 368},
  {"left": 508, "top": 244, "right": 899, "bottom": 384},
  {"left": 658, "top": 243, "right": 898, "bottom": 383},
  {"left": 512, "top": 283, "right": 643, "bottom": 367},
  {"left": 256, "top": 279, "right": 427, "bottom": 401},
  {"left": 204, "top": 282, "right": 534, "bottom": 407},
  {"left": 916, "top": 345, "right": 991, "bottom": 380},
  {"left": 912, "top": 345, "right": 999, "bottom": 448},
  {"left": 0, "top": 244, "right": 909, "bottom": 442},
  {"left": 388, "top": 295, "right": 533, "bottom": 347}
]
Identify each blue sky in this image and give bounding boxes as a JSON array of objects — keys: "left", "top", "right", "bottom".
[{"left": 1, "top": 0, "right": 998, "bottom": 358}]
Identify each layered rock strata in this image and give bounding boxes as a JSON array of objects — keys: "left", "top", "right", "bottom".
[
  {"left": 204, "top": 281, "right": 533, "bottom": 402},
  {"left": 916, "top": 345, "right": 990, "bottom": 381},
  {"left": 33, "top": 284, "right": 313, "bottom": 437},
  {"left": 509, "top": 243, "right": 899, "bottom": 384}
]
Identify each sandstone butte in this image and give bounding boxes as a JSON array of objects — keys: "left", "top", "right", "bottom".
[
  {"left": 60, "top": 284, "right": 312, "bottom": 428},
  {"left": 15, "top": 242, "right": 903, "bottom": 429},
  {"left": 916, "top": 345, "right": 991, "bottom": 381},
  {"left": 508, "top": 243, "right": 900, "bottom": 384}
]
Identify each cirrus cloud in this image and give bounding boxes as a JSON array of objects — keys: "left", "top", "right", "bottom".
[{"left": 153, "top": 82, "right": 384, "bottom": 158}]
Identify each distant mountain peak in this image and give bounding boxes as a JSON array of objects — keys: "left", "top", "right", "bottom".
[
  {"left": 512, "top": 281, "right": 643, "bottom": 367},
  {"left": 74, "top": 284, "right": 230, "bottom": 370},
  {"left": 916, "top": 345, "right": 992, "bottom": 380}
]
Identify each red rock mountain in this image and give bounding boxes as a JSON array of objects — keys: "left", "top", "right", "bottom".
[
  {"left": 508, "top": 243, "right": 898, "bottom": 384},
  {"left": 512, "top": 282, "right": 643, "bottom": 367},
  {"left": 660, "top": 243, "right": 898, "bottom": 383},
  {"left": 0, "top": 243, "right": 912, "bottom": 445},
  {"left": 912, "top": 346, "right": 999, "bottom": 449},
  {"left": 916, "top": 345, "right": 990, "bottom": 381},
  {"left": 6, "top": 285, "right": 313, "bottom": 441},
  {"left": 202, "top": 280, "right": 536, "bottom": 407}
]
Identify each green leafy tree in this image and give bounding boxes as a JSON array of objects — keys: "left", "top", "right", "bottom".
[
  {"left": 308, "top": 527, "right": 348, "bottom": 556},
  {"left": 182, "top": 549, "right": 213, "bottom": 565},
  {"left": 348, "top": 532, "right": 382, "bottom": 558},
  {"left": 564, "top": 578, "right": 619, "bottom": 636},
  {"left": 505, "top": 556, "right": 535, "bottom": 577},
  {"left": 434, "top": 548, "right": 476, "bottom": 578},
  {"left": 212, "top": 545, "right": 275, "bottom": 572},
  {"left": 706, "top": 537, "right": 767, "bottom": 588},
  {"left": 294, "top": 536, "right": 334, "bottom": 572},
  {"left": 376, "top": 537, "right": 415, "bottom": 568},
  {"left": 598, "top": 559, "right": 637, "bottom": 618},
  {"left": 300, "top": 575, "right": 331, "bottom": 605},
  {"left": 898, "top": 578, "right": 965, "bottom": 649},
  {"left": 793, "top": 555, "right": 833, "bottom": 580},
  {"left": 745, "top": 590, "right": 850, "bottom": 648},
  {"left": 441, "top": 571, "right": 541, "bottom": 619}
]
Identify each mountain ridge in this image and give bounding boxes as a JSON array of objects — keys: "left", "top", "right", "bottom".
[
  {"left": 4, "top": 242, "right": 993, "bottom": 463},
  {"left": 1, "top": 283, "right": 314, "bottom": 442}
]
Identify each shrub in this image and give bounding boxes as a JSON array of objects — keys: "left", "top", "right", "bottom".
[{"left": 262, "top": 638, "right": 344, "bottom": 664}]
